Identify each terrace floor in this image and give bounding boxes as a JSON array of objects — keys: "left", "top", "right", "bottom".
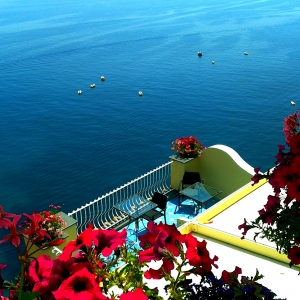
[{"left": 124, "top": 194, "right": 219, "bottom": 242}]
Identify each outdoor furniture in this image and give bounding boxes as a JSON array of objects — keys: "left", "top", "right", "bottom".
[
  {"left": 179, "top": 182, "right": 221, "bottom": 213},
  {"left": 141, "top": 192, "right": 168, "bottom": 224},
  {"left": 113, "top": 195, "right": 158, "bottom": 239},
  {"left": 178, "top": 172, "right": 201, "bottom": 205}
]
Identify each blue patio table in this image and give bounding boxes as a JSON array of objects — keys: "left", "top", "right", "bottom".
[
  {"left": 113, "top": 195, "right": 157, "bottom": 239},
  {"left": 179, "top": 182, "right": 222, "bottom": 213}
]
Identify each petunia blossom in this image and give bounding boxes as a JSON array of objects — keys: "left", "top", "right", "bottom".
[
  {"left": 144, "top": 257, "right": 174, "bottom": 279},
  {"left": 59, "top": 226, "right": 93, "bottom": 261},
  {"left": 120, "top": 287, "right": 148, "bottom": 300},
  {"left": 139, "top": 222, "right": 185, "bottom": 257},
  {"left": 28, "top": 255, "right": 59, "bottom": 295},
  {"left": 288, "top": 246, "right": 300, "bottom": 266},
  {"left": 289, "top": 133, "right": 300, "bottom": 154},
  {"left": 185, "top": 234, "right": 216, "bottom": 272},
  {"left": 92, "top": 228, "right": 126, "bottom": 257},
  {"left": 52, "top": 266, "right": 107, "bottom": 300},
  {"left": 238, "top": 218, "right": 250, "bottom": 239},
  {"left": 287, "top": 178, "right": 300, "bottom": 202},
  {"left": 221, "top": 266, "right": 242, "bottom": 284}
]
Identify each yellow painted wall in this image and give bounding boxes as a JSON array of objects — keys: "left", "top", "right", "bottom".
[
  {"left": 169, "top": 155, "right": 200, "bottom": 189},
  {"left": 198, "top": 146, "right": 253, "bottom": 199}
]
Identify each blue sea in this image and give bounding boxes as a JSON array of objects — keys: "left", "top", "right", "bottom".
[{"left": 1, "top": 0, "right": 300, "bottom": 279}]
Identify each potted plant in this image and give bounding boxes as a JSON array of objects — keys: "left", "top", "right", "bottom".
[{"left": 171, "top": 136, "right": 206, "bottom": 158}]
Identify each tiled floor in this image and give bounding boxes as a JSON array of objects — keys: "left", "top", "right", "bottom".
[{"left": 124, "top": 195, "right": 219, "bottom": 245}]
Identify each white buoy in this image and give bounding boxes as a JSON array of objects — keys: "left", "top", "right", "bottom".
[
  {"left": 78, "top": 90, "right": 82, "bottom": 95},
  {"left": 291, "top": 101, "right": 296, "bottom": 106},
  {"left": 244, "top": 52, "right": 248, "bottom": 55},
  {"left": 100, "top": 76, "right": 105, "bottom": 81},
  {"left": 138, "top": 91, "right": 143, "bottom": 96}
]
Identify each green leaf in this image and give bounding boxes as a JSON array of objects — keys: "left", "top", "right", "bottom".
[{"left": 15, "top": 290, "right": 40, "bottom": 300}]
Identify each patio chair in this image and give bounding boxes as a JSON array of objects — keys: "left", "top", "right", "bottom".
[
  {"left": 178, "top": 171, "right": 201, "bottom": 206},
  {"left": 141, "top": 192, "right": 167, "bottom": 224}
]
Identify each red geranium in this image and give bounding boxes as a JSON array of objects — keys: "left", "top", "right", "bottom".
[{"left": 171, "top": 136, "right": 206, "bottom": 158}]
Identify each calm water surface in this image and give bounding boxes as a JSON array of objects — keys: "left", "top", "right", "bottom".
[{"left": 1, "top": 0, "right": 300, "bottom": 278}]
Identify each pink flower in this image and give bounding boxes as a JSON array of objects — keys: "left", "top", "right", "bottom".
[{"left": 120, "top": 287, "right": 148, "bottom": 300}]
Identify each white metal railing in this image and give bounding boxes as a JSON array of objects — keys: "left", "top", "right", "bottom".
[{"left": 67, "top": 161, "right": 172, "bottom": 234}]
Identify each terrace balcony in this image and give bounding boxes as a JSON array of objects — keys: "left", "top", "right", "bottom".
[{"left": 53, "top": 145, "right": 298, "bottom": 299}]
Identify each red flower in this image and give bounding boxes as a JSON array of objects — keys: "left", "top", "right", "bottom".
[
  {"left": 185, "top": 234, "right": 217, "bottom": 272},
  {"left": 0, "top": 206, "right": 16, "bottom": 229},
  {"left": 238, "top": 218, "right": 250, "bottom": 239},
  {"left": 258, "top": 208, "right": 276, "bottom": 225},
  {"left": 28, "top": 255, "right": 58, "bottom": 295},
  {"left": 92, "top": 228, "right": 127, "bottom": 257},
  {"left": 144, "top": 257, "right": 174, "bottom": 279},
  {"left": 139, "top": 222, "right": 185, "bottom": 257},
  {"left": 0, "top": 215, "right": 24, "bottom": 247},
  {"left": 275, "top": 145, "right": 286, "bottom": 164},
  {"left": 59, "top": 227, "right": 93, "bottom": 261},
  {"left": 289, "top": 133, "right": 300, "bottom": 154},
  {"left": 23, "top": 213, "right": 51, "bottom": 243},
  {"left": 120, "top": 287, "right": 148, "bottom": 300},
  {"left": 288, "top": 246, "right": 300, "bottom": 265},
  {"left": 271, "top": 165, "right": 295, "bottom": 188},
  {"left": 251, "top": 168, "right": 262, "bottom": 185},
  {"left": 287, "top": 178, "right": 300, "bottom": 202},
  {"left": 52, "top": 267, "right": 107, "bottom": 300},
  {"left": 264, "top": 195, "right": 281, "bottom": 212},
  {"left": 138, "top": 246, "right": 163, "bottom": 264},
  {"left": 221, "top": 266, "right": 242, "bottom": 284},
  {"left": 283, "top": 112, "right": 299, "bottom": 145}
]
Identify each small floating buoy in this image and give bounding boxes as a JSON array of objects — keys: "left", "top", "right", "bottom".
[
  {"left": 90, "top": 84, "right": 96, "bottom": 88},
  {"left": 291, "top": 101, "right": 296, "bottom": 106},
  {"left": 197, "top": 52, "right": 202, "bottom": 57},
  {"left": 100, "top": 76, "right": 105, "bottom": 81},
  {"left": 212, "top": 61, "right": 215, "bottom": 64},
  {"left": 244, "top": 52, "right": 248, "bottom": 55},
  {"left": 78, "top": 90, "right": 82, "bottom": 95},
  {"left": 138, "top": 91, "right": 143, "bottom": 96}
]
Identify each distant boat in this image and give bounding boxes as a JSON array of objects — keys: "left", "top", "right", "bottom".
[
  {"left": 100, "top": 76, "right": 105, "bottom": 81},
  {"left": 138, "top": 91, "right": 143, "bottom": 96},
  {"left": 197, "top": 52, "right": 202, "bottom": 57},
  {"left": 244, "top": 52, "right": 248, "bottom": 55},
  {"left": 78, "top": 90, "right": 82, "bottom": 95},
  {"left": 212, "top": 61, "right": 215, "bottom": 64},
  {"left": 291, "top": 101, "right": 296, "bottom": 106},
  {"left": 90, "top": 84, "right": 96, "bottom": 88}
]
